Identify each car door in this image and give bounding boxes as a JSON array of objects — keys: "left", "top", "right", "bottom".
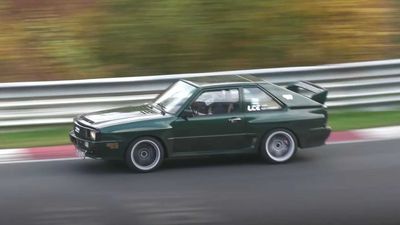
[
  {"left": 170, "top": 87, "right": 252, "bottom": 155},
  {"left": 241, "top": 86, "right": 286, "bottom": 146}
]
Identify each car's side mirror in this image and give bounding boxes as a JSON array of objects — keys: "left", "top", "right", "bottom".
[{"left": 181, "top": 108, "right": 194, "bottom": 120}]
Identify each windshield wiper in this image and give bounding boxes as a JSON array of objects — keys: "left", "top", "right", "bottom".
[{"left": 156, "top": 103, "right": 167, "bottom": 115}]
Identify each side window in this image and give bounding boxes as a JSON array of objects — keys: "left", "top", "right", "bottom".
[
  {"left": 191, "top": 89, "right": 239, "bottom": 116},
  {"left": 243, "top": 87, "right": 281, "bottom": 112}
]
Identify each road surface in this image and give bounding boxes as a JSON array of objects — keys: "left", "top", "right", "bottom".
[{"left": 0, "top": 139, "right": 399, "bottom": 225}]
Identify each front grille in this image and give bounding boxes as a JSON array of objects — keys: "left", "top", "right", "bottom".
[
  {"left": 71, "top": 136, "right": 89, "bottom": 151},
  {"left": 74, "top": 122, "right": 93, "bottom": 140}
]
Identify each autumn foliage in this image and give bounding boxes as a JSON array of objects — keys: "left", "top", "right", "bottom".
[{"left": 0, "top": 0, "right": 399, "bottom": 82}]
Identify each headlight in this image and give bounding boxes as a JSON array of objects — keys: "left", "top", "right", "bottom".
[{"left": 89, "top": 130, "right": 97, "bottom": 141}]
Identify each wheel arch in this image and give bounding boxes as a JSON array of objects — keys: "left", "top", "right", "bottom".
[{"left": 125, "top": 135, "right": 168, "bottom": 160}]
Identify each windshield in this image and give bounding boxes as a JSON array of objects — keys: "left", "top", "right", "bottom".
[{"left": 153, "top": 81, "right": 197, "bottom": 114}]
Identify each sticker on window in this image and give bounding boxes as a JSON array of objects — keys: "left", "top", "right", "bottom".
[
  {"left": 247, "top": 104, "right": 261, "bottom": 111},
  {"left": 282, "top": 94, "right": 293, "bottom": 100}
]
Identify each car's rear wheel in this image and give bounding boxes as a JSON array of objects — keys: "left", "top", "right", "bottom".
[
  {"left": 125, "top": 137, "right": 164, "bottom": 172},
  {"left": 261, "top": 129, "right": 297, "bottom": 163}
]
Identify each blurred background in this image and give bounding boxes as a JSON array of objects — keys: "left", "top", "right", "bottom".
[
  {"left": 1, "top": 2, "right": 400, "bottom": 225},
  {"left": 0, "top": 0, "right": 400, "bottom": 148},
  {"left": 1, "top": 0, "right": 400, "bottom": 82}
]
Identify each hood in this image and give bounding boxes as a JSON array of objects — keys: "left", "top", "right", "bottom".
[{"left": 78, "top": 104, "right": 170, "bottom": 128}]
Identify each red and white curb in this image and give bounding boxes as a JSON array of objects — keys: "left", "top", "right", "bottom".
[
  {"left": 0, "top": 145, "right": 77, "bottom": 164},
  {"left": 1, "top": 126, "right": 400, "bottom": 164},
  {"left": 326, "top": 125, "right": 400, "bottom": 144}
]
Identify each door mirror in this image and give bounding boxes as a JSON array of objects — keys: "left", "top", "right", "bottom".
[{"left": 181, "top": 108, "right": 194, "bottom": 120}]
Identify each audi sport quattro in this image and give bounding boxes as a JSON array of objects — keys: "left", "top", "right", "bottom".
[{"left": 70, "top": 75, "right": 331, "bottom": 172}]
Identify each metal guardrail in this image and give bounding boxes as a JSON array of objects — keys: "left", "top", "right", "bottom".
[{"left": 1, "top": 59, "right": 400, "bottom": 127}]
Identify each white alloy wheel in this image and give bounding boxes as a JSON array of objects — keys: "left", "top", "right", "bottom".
[
  {"left": 263, "top": 130, "right": 297, "bottom": 163},
  {"left": 126, "top": 137, "right": 164, "bottom": 172}
]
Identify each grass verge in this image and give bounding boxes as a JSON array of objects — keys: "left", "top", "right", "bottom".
[
  {"left": 0, "top": 110, "right": 399, "bottom": 149},
  {"left": 0, "top": 125, "right": 72, "bottom": 149},
  {"left": 329, "top": 110, "right": 400, "bottom": 131}
]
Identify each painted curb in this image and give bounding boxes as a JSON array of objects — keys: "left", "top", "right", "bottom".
[
  {"left": 326, "top": 125, "right": 400, "bottom": 144},
  {"left": 0, "top": 145, "right": 76, "bottom": 164},
  {"left": 1, "top": 126, "right": 400, "bottom": 164}
]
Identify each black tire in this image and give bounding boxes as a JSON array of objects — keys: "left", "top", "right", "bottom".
[
  {"left": 260, "top": 129, "right": 297, "bottom": 163},
  {"left": 125, "top": 137, "right": 165, "bottom": 172}
]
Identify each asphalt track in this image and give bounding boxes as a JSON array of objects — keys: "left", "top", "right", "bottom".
[{"left": 1, "top": 139, "right": 400, "bottom": 225}]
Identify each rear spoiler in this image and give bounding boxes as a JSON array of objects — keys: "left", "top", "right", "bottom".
[{"left": 286, "top": 81, "right": 328, "bottom": 104}]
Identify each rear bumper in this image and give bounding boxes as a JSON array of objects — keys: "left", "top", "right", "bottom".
[
  {"left": 299, "top": 126, "right": 331, "bottom": 148},
  {"left": 69, "top": 131, "right": 123, "bottom": 160}
]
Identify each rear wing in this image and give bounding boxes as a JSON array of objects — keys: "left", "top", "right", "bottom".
[{"left": 286, "top": 81, "right": 328, "bottom": 104}]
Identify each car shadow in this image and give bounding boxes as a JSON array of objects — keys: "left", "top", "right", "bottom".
[
  {"left": 162, "top": 153, "right": 313, "bottom": 170},
  {"left": 73, "top": 153, "right": 314, "bottom": 174},
  {"left": 162, "top": 154, "right": 262, "bottom": 169},
  {"left": 73, "top": 159, "right": 131, "bottom": 174}
]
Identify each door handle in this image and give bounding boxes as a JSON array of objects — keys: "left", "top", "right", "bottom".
[{"left": 228, "top": 117, "right": 242, "bottom": 123}]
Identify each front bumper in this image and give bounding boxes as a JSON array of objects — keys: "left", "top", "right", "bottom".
[{"left": 69, "top": 131, "right": 123, "bottom": 160}]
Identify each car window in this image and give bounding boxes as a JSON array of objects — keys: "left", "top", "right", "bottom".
[
  {"left": 243, "top": 87, "right": 281, "bottom": 112},
  {"left": 191, "top": 89, "right": 239, "bottom": 116}
]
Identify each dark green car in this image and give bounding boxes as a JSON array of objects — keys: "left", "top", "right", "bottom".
[{"left": 70, "top": 75, "right": 331, "bottom": 172}]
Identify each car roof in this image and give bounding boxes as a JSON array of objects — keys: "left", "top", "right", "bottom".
[{"left": 181, "top": 74, "right": 267, "bottom": 88}]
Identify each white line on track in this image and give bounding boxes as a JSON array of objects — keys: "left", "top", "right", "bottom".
[
  {"left": 326, "top": 137, "right": 400, "bottom": 145},
  {"left": 0, "top": 157, "right": 83, "bottom": 165}
]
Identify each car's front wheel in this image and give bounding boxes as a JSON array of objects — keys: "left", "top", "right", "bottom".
[
  {"left": 261, "top": 129, "right": 297, "bottom": 163},
  {"left": 125, "top": 137, "right": 164, "bottom": 172}
]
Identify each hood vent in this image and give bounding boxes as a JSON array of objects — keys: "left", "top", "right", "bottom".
[
  {"left": 140, "top": 104, "right": 155, "bottom": 114},
  {"left": 82, "top": 116, "right": 95, "bottom": 124}
]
